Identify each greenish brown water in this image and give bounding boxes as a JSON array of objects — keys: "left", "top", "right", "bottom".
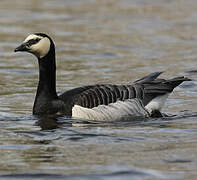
[{"left": 0, "top": 0, "right": 197, "bottom": 179}]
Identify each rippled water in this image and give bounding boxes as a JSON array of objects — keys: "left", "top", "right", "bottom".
[{"left": 0, "top": 0, "right": 197, "bottom": 179}]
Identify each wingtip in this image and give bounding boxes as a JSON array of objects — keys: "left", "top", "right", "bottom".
[{"left": 134, "top": 71, "right": 164, "bottom": 83}]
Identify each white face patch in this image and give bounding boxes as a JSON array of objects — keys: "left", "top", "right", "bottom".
[{"left": 24, "top": 34, "right": 51, "bottom": 58}]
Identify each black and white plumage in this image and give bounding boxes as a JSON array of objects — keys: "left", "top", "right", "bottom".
[{"left": 14, "top": 33, "right": 190, "bottom": 121}]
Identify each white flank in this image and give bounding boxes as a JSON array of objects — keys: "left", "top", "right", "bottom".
[
  {"left": 24, "top": 34, "right": 50, "bottom": 58},
  {"left": 72, "top": 99, "right": 150, "bottom": 121},
  {"left": 145, "top": 93, "right": 169, "bottom": 114}
]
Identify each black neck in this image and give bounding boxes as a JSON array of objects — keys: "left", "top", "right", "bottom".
[
  {"left": 38, "top": 53, "right": 57, "bottom": 98},
  {"left": 33, "top": 43, "right": 58, "bottom": 114}
]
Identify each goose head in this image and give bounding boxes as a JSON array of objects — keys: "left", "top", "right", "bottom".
[{"left": 15, "top": 33, "right": 54, "bottom": 59}]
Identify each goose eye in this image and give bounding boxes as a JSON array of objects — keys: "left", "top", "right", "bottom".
[
  {"left": 26, "top": 38, "right": 41, "bottom": 47},
  {"left": 34, "top": 38, "right": 41, "bottom": 43}
]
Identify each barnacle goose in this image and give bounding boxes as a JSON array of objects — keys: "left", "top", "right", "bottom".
[{"left": 14, "top": 33, "right": 190, "bottom": 121}]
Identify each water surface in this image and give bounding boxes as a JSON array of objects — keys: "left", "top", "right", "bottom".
[{"left": 0, "top": 0, "right": 197, "bottom": 179}]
